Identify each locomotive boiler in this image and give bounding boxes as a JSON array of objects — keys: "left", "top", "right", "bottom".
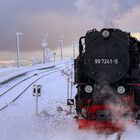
[{"left": 74, "top": 28, "right": 140, "bottom": 132}]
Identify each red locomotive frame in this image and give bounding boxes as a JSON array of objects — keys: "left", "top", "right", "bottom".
[{"left": 75, "top": 83, "right": 137, "bottom": 133}]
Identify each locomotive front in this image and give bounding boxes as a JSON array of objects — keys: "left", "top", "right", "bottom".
[
  {"left": 74, "top": 28, "right": 140, "bottom": 132},
  {"left": 83, "top": 28, "right": 130, "bottom": 84}
]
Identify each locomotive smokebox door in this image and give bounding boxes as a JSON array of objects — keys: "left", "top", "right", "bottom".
[
  {"left": 83, "top": 28, "right": 130, "bottom": 84},
  {"left": 67, "top": 99, "right": 74, "bottom": 106}
]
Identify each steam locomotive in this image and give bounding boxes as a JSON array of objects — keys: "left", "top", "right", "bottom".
[{"left": 74, "top": 28, "right": 140, "bottom": 132}]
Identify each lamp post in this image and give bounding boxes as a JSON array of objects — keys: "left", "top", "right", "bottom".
[
  {"left": 53, "top": 52, "right": 56, "bottom": 62},
  {"left": 41, "top": 34, "right": 48, "bottom": 64},
  {"left": 16, "top": 32, "right": 22, "bottom": 68},
  {"left": 59, "top": 36, "right": 64, "bottom": 60},
  {"left": 72, "top": 38, "right": 76, "bottom": 59}
]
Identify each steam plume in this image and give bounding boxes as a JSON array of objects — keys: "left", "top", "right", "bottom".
[{"left": 75, "top": 0, "right": 140, "bottom": 27}]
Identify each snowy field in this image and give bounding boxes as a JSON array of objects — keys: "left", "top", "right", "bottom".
[{"left": 0, "top": 61, "right": 140, "bottom": 140}]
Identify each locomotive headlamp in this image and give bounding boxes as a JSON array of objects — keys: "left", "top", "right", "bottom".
[
  {"left": 117, "top": 86, "right": 125, "bottom": 94},
  {"left": 85, "top": 85, "right": 93, "bottom": 93},
  {"left": 102, "top": 30, "right": 110, "bottom": 38}
]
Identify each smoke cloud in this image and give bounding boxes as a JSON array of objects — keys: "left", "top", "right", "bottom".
[{"left": 75, "top": 0, "right": 140, "bottom": 27}]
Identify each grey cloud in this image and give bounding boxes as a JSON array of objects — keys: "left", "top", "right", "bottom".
[
  {"left": 0, "top": 0, "right": 76, "bottom": 15},
  {"left": 5, "top": 13, "right": 100, "bottom": 51},
  {"left": 0, "top": 0, "right": 76, "bottom": 53},
  {"left": 0, "top": 0, "right": 140, "bottom": 60}
]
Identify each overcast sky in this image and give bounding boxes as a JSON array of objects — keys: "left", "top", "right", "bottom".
[{"left": 0, "top": 0, "right": 140, "bottom": 60}]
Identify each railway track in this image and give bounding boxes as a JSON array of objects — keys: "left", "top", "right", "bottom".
[
  {"left": 0, "top": 65, "right": 58, "bottom": 97},
  {"left": 0, "top": 66, "right": 63, "bottom": 111}
]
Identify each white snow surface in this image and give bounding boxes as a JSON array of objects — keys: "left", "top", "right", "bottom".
[
  {"left": 0, "top": 60, "right": 140, "bottom": 140},
  {"left": 0, "top": 60, "right": 69, "bottom": 83}
]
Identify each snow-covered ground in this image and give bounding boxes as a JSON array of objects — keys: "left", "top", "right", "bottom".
[
  {"left": 0, "top": 60, "right": 70, "bottom": 84},
  {"left": 0, "top": 60, "right": 140, "bottom": 140}
]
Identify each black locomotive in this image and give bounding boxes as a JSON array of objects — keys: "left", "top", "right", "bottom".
[{"left": 74, "top": 28, "right": 140, "bottom": 131}]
